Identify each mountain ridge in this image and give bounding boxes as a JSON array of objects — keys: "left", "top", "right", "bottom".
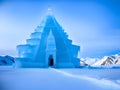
[
  {"left": 81, "top": 54, "right": 120, "bottom": 66},
  {"left": 0, "top": 55, "right": 15, "bottom": 65}
]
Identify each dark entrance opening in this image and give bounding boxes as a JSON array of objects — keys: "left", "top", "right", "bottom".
[{"left": 48, "top": 55, "right": 54, "bottom": 66}]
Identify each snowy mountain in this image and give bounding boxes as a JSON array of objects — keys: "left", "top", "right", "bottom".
[
  {"left": 92, "top": 54, "right": 120, "bottom": 66},
  {"left": 80, "top": 57, "right": 100, "bottom": 66},
  {"left": 0, "top": 55, "right": 14, "bottom": 65},
  {"left": 80, "top": 60, "right": 88, "bottom": 66},
  {"left": 114, "top": 55, "right": 120, "bottom": 64}
]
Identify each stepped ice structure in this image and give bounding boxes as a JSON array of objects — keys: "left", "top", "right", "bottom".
[{"left": 15, "top": 11, "right": 80, "bottom": 68}]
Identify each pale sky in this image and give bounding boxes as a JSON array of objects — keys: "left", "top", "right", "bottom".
[{"left": 0, "top": 0, "right": 120, "bottom": 58}]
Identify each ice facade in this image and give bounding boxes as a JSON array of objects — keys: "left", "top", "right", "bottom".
[{"left": 15, "top": 15, "right": 80, "bottom": 68}]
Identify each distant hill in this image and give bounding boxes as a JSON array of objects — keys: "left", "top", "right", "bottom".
[
  {"left": 80, "top": 57, "right": 100, "bottom": 66},
  {"left": 0, "top": 55, "right": 15, "bottom": 65},
  {"left": 92, "top": 54, "right": 120, "bottom": 66},
  {"left": 80, "top": 54, "right": 120, "bottom": 66}
]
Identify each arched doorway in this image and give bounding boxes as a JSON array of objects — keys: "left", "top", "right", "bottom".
[{"left": 48, "top": 55, "right": 54, "bottom": 66}]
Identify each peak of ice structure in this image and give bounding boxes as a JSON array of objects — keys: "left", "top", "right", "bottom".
[
  {"left": 15, "top": 14, "right": 80, "bottom": 68},
  {"left": 47, "top": 6, "right": 53, "bottom": 15}
]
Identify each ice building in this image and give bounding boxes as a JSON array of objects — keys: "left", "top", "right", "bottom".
[{"left": 15, "top": 9, "right": 80, "bottom": 68}]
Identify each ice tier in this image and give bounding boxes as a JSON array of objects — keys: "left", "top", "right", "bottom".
[{"left": 15, "top": 14, "right": 80, "bottom": 68}]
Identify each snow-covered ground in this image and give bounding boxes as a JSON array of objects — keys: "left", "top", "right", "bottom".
[{"left": 0, "top": 67, "right": 120, "bottom": 90}]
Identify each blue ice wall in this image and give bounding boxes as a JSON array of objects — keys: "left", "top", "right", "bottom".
[{"left": 15, "top": 15, "right": 80, "bottom": 68}]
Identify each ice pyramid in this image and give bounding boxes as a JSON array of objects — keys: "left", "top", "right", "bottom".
[{"left": 15, "top": 9, "right": 80, "bottom": 68}]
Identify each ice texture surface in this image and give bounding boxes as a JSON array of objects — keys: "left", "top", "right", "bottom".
[{"left": 15, "top": 15, "right": 80, "bottom": 68}]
